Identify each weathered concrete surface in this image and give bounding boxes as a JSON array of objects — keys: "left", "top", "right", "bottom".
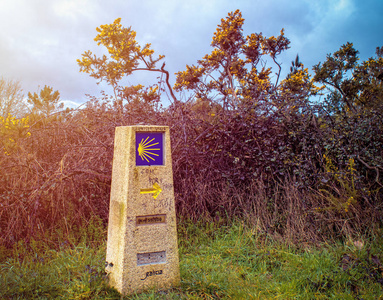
[{"left": 106, "top": 126, "right": 180, "bottom": 295}]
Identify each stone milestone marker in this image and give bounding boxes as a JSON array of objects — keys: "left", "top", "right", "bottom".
[{"left": 105, "top": 126, "right": 180, "bottom": 295}]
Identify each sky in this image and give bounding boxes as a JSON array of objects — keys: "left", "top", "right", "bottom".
[{"left": 0, "top": 0, "right": 382, "bottom": 108}]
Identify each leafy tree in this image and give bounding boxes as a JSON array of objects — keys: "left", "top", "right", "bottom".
[
  {"left": 313, "top": 42, "right": 383, "bottom": 136},
  {"left": 174, "top": 10, "right": 290, "bottom": 111},
  {"left": 352, "top": 46, "right": 383, "bottom": 110},
  {"left": 0, "top": 78, "right": 31, "bottom": 155},
  {"left": 169, "top": 10, "right": 317, "bottom": 198},
  {"left": 27, "top": 85, "right": 63, "bottom": 117},
  {"left": 277, "top": 55, "right": 322, "bottom": 110},
  {"left": 0, "top": 77, "right": 26, "bottom": 118},
  {"left": 313, "top": 43, "right": 383, "bottom": 201},
  {"left": 77, "top": 18, "right": 177, "bottom": 115},
  {"left": 289, "top": 54, "right": 303, "bottom": 74},
  {"left": 313, "top": 42, "right": 383, "bottom": 114}
]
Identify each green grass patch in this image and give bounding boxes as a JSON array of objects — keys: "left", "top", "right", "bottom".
[{"left": 1, "top": 220, "right": 382, "bottom": 299}]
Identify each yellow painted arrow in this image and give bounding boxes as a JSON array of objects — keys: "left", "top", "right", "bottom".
[{"left": 140, "top": 182, "right": 162, "bottom": 199}]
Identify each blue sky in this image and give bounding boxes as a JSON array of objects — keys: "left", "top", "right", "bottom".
[{"left": 0, "top": 0, "right": 382, "bottom": 108}]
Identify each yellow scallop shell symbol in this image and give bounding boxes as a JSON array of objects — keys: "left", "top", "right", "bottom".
[{"left": 138, "top": 137, "right": 160, "bottom": 162}]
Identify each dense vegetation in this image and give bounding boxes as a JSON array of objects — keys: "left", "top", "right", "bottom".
[{"left": 1, "top": 10, "right": 383, "bottom": 257}]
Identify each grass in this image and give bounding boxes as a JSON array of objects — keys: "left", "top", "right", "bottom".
[{"left": 1, "top": 220, "right": 382, "bottom": 299}]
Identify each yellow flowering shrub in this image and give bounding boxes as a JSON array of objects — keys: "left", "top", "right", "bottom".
[
  {"left": 279, "top": 68, "right": 323, "bottom": 97},
  {"left": 0, "top": 114, "right": 31, "bottom": 155},
  {"left": 320, "top": 155, "right": 359, "bottom": 214},
  {"left": 174, "top": 10, "right": 290, "bottom": 110}
]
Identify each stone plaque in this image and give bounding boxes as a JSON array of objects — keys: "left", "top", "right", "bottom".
[
  {"left": 136, "top": 214, "right": 166, "bottom": 226},
  {"left": 137, "top": 251, "right": 166, "bottom": 266}
]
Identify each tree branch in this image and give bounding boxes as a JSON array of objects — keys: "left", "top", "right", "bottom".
[
  {"left": 272, "top": 56, "right": 282, "bottom": 88},
  {"left": 132, "top": 66, "right": 178, "bottom": 104},
  {"left": 322, "top": 79, "right": 356, "bottom": 113},
  {"left": 357, "top": 155, "right": 383, "bottom": 187}
]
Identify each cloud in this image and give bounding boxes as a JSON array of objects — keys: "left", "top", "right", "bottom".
[
  {"left": 0, "top": 0, "right": 103, "bottom": 98},
  {"left": 282, "top": 0, "right": 379, "bottom": 70}
]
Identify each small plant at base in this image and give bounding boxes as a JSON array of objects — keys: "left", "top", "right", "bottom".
[{"left": 320, "top": 155, "right": 360, "bottom": 215}]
